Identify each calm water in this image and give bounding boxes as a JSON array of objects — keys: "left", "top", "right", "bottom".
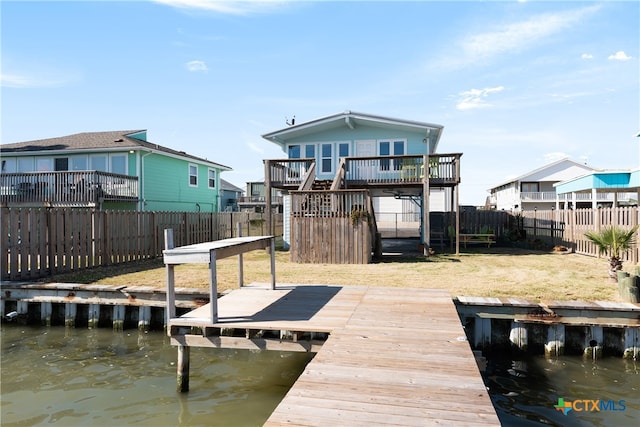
[
  {"left": 0, "top": 325, "right": 313, "bottom": 426},
  {"left": 1, "top": 325, "right": 639, "bottom": 426},
  {"left": 484, "top": 353, "right": 639, "bottom": 426}
]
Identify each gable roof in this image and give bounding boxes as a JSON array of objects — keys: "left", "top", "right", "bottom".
[
  {"left": 1, "top": 130, "right": 232, "bottom": 171},
  {"left": 489, "top": 158, "right": 596, "bottom": 190},
  {"left": 220, "top": 179, "right": 243, "bottom": 193},
  {"left": 262, "top": 110, "right": 444, "bottom": 149}
]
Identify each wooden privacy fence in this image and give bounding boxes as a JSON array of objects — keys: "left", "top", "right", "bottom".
[
  {"left": 520, "top": 207, "right": 640, "bottom": 263},
  {"left": 1, "top": 208, "right": 283, "bottom": 281},
  {"left": 289, "top": 190, "right": 374, "bottom": 264}
]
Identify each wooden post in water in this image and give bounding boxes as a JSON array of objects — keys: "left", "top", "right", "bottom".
[
  {"left": 88, "top": 304, "right": 100, "bottom": 329},
  {"left": 545, "top": 324, "right": 565, "bottom": 357},
  {"left": 113, "top": 305, "right": 125, "bottom": 331},
  {"left": 584, "top": 326, "right": 603, "bottom": 360},
  {"left": 41, "top": 302, "right": 52, "bottom": 326},
  {"left": 474, "top": 316, "right": 491, "bottom": 350},
  {"left": 65, "top": 303, "right": 76, "bottom": 327},
  {"left": 138, "top": 306, "right": 151, "bottom": 331},
  {"left": 509, "top": 321, "right": 528, "bottom": 352},
  {"left": 177, "top": 344, "right": 190, "bottom": 392},
  {"left": 623, "top": 327, "right": 639, "bottom": 359}
]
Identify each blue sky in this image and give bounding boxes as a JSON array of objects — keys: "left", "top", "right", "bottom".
[{"left": 1, "top": 0, "right": 638, "bottom": 205}]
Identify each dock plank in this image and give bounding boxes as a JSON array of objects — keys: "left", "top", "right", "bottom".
[{"left": 169, "top": 284, "right": 500, "bottom": 426}]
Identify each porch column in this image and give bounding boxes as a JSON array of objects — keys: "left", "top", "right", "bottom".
[
  {"left": 422, "top": 155, "right": 430, "bottom": 256},
  {"left": 264, "top": 160, "right": 272, "bottom": 244}
]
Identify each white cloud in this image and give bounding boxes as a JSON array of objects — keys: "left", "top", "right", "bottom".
[
  {"left": 0, "top": 73, "right": 71, "bottom": 88},
  {"left": 581, "top": 53, "right": 593, "bottom": 60},
  {"left": 247, "top": 141, "right": 265, "bottom": 154},
  {"left": 543, "top": 152, "right": 569, "bottom": 163},
  {"left": 438, "top": 4, "right": 601, "bottom": 70},
  {"left": 185, "top": 60, "right": 208, "bottom": 72},
  {"left": 152, "top": 0, "right": 291, "bottom": 15},
  {"left": 608, "top": 51, "right": 632, "bottom": 61},
  {"left": 456, "top": 86, "right": 504, "bottom": 110}
]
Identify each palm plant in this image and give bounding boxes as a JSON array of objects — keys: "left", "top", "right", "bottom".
[{"left": 584, "top": 225, "right": 639, "bottom": 281}]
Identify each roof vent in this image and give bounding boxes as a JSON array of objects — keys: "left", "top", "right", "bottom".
[{"left": 114, "top": 138, "right": 124, "bottom": 142}]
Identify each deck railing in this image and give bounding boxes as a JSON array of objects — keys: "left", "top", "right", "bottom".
[
  {"left": 0, "top": 171, "right": 138, "bottom": 206},
  {"left": 266, "top": 153, "right": 462, "bottom": 189},
  {"left": 344, "top": 153, "right": 461, "bottom": 185},
  {"left": 267, "top": 158, "right": 315, "bottom": 188}
]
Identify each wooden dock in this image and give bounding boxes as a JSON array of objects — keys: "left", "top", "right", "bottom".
[{"left": 169, "top": 284, "right": 500, "bottom": 426}]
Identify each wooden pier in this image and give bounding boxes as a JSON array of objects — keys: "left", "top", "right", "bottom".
[{"left": 168, "top": 284, "right": 500, "bottom": 426}]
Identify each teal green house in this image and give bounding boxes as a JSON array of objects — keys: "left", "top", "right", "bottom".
[{"left": 0, "top": 130, "right": 231, "bottom": 212}]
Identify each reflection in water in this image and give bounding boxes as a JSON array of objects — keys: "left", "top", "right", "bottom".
[
  {"left": 483, "top": 354, "right": 639, "bottom": 427},
  {"left": 1, "top": 325, "right": 314, "bottom": 427},
  {"left": 2, "top": 325, "right": 639, "bottom": 426}
]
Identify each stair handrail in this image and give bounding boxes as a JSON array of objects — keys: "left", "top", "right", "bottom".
[
  {"left": 330, "top": 158, "right": 347, "bottom": 191},
  {"left": 298, "top": 162, "right": 317, "bottom": 191}
]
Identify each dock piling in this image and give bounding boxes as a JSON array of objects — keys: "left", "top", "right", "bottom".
[
  {"left": 41, "top": 302, "right": 52, "bottom": 326},
  {"left": 88, "top": 304, "right": 100, "bottom": 328},
  {"left": 177, "top": 344, "right": 190, "bottom": 393},
  {"left": 64, "top": 303, "right": 76, "bottom": 327},
  {"left": 545, "top": 324, "right": 565, "bottom": 357}
]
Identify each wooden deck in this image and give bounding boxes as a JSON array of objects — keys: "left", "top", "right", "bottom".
[{"left": 169, "top": 284, "right": 500, "bottom": 426}]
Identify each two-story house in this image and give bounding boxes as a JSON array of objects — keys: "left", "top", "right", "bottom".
[
  {"left": 220, "top": 179, "right": 244, "bottom": 212},
  {"left": 261, "top": 110, "right": 462, "bottom": 262},
  {"left": 488, "top": 158, "right": 597, "bottom": 211},
  {"left": 237, "top": 180, "right": 284, "bottom": 213},
  {"left": 0, "top": 130, "right": 231, "bottom": 212}
]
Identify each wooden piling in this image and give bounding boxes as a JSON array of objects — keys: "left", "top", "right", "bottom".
[
  {"left": 113, "top": 305, "right": 125, "bottom": 331},
  {"left": 41, "top": 302, "right": 52, "bottom": 326},
  {"left": 623, "top": 327, "right": 639, "bottom": 359},
  {"left": 88, "top": 304, "right": 100, "bottom": 329},
  {"left": 509, "top": 321, "right": 528, "bottom": 351},
  {"left": 584, "top": 326, "right": 603, "bottom": 359},
  {"left": 176, "top": 344, "right": 190, "bottom": 393},
  {"left": 474, "top": 316, "right": 491, "bottom": 350},
  {"left": 64, "top": 303, "right": 76, "bottom": 327},
  {"left": 138, "top": 306, "right": 151, "bottom": 331},
  {"left": 545, "top": 324, "right": 565, "bottom": 357}
]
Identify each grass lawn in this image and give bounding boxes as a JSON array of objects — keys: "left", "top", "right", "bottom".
[{"left": 48, "top": 243, "right": 626, "bottom": 303}]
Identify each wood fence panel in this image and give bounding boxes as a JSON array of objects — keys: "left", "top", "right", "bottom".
[{"left": 0, "top": 209, "right": 283, "bottom": 280}]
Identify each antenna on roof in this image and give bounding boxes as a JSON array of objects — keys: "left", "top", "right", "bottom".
[{"left": 286, "top": 115, "right": 296, "bottom": 126}]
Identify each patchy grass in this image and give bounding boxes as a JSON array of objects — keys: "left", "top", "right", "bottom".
[{"left": 48, "top": 246, "right": 622, "bottom": 303}]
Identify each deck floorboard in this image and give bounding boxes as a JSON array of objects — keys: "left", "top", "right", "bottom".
[{"left": 169, "top": 283, "right": 500, "bottom": 426}]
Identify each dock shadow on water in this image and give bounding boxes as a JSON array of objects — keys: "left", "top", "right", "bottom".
[
  {"left": 0, "top": 325, "right": 314, "bottom": 427},
  {"left": 482, "top": 353, "right": 639, "bottom": 427}
]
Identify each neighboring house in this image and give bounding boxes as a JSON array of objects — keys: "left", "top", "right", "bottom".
[
  {"left": 219, "top": 179, "right": 243, "bottom": 212},
  {"left": 261, "top": 110, "right": 462, "bottom": 258},
  {"left": 488, "top": 158, "right": 597, "bottom": 211},
  {"left": 0, "top": 130, "right": 231, "bottom": 212},
  {"left": 554, "top": 169, "right": 640, "bottom": 208},
  {"left": 237, "top": 180, "right": 284, "bottom": 213}
]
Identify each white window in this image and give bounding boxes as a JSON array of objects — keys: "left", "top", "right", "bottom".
[
  {"left": 338, "top": 142, "right": 349, "bottom": 158},
  {"left": 70, "top": 156, "right": 87, "bottom": 171},
  {"left": 379, "top": 139, "right": 406, "bottom": 171},
  {"left": 288, "top": 145, "right": 301, "bottom": 159},
  {"left": 208, "top": 169, "right": 216, "bottom": 189},
  {"left": 17, "top": 158, "right": 33, "bottom": 172},
  {"left": 1, "top": 158, "right": 16, "bottom": 173},
  {"left": 189, "top": 164, "right": 198, "bottom": 186},
  {"left": 91, "top": 155, "right": 108, "bottom": 172},
  {"left": 36, "top": 158, "right": 53, "bottom": 171},
  {"left": 321, "top": 143, "right": 333, "bottom": 174},
  {"left": 111, "top": 154, "right": 126, "bottom": 175}
]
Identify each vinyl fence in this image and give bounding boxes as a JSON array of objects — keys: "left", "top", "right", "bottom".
[{"left": 1, "top": 208, "right": 283, "bottom": 281}]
